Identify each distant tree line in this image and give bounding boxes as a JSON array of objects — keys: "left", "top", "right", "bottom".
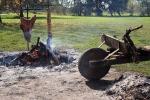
[
  {"left": 0, "top": 0, "right": 150, "bottom": 24},
  {"left": 72, "top": 0, "right": 150, "bottom": 16},
  {"left": 0, "top": 0, "right": 71, "bottom": 24}
]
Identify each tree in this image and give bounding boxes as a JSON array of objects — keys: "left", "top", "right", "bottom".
[
  {"left": 0, "top": 7, "right": 2, "bottom": 24},
  {"left": 55, "top": 0, "right": 72, "bottom": 15},
  {"left": 108, "top": 0, "right": 128, "bottom": 16},
  {"left": 0, "top": 0, "right": 6, "bottom": 24},
  {"left": 140, "top": 0, "right": 150, "bottom": 16},
  {"left": 95, "top": 0, "right": 106, "bottom": 16},
  {"left": 73, "top": 0, "right": 83, "bottom": 16},
  {"left": 0, "top": 15, "right": 2, "bottom": 23},
  {"left": 84, "top": 0, "right": 94, "bottom": 16},
  {"left": 15, "top": 0, "right": 24, "bottom": 17},
  {"left": 127, "top": 0, "right": 140, "bottom": 16}
]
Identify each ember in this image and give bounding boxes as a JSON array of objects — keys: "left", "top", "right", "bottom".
[{"left": 0, "top": 37, "right": 75, "bottom": 67}]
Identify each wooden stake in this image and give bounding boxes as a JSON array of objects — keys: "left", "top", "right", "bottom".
[
  {"left": 47, "top": 0, "right": 52, "bottom": 49},
  {"left": 47, "top": 1, "right": 52, "bottom": 35}
]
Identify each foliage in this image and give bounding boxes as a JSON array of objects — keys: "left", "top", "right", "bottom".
[
  {"left": 127, "top": 0, "right": 139, "bottom": 16},
  {"left": 108, "top": 0, "right": 128, "bottom": 16},
  {"left": 0, "top": 0, "right": 150, "bottom": 16},
  {"left": 139, "top": 0, "right": 150, "bottom": 16}
]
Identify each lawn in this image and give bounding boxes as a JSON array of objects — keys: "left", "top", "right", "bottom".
[{"left": 0, "top": 12, "right": 150, "bottom": 76}]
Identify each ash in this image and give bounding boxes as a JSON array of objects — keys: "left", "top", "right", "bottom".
[
  {"left": 0, "top": 49, "right": 80, "bottom": 87},
  {"left": 0, "top": 49, "right": 150, "bottom": 100},
  {"left": 106, "top": 72, "right": 150, "bottom": 100},
  {"left": 0, "top": 48, "right": 77, "bottom": 67}
]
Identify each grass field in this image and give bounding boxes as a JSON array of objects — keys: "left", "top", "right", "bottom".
[{"left": 0, "top": 12, "right": 150, "bottom": 76}]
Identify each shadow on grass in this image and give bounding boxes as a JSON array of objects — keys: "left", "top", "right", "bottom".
[
  {"left": 72, "top": 15, "right": 150, "bottom": 18},
  {"left": 0, "top": 23, "right": 20, "bottom": 32},
  {"left": 4, "top": 15, "right": 150, "bottom": 20},
  {"left": 2, "top": 16, "right": 78, "bottom": 20}
]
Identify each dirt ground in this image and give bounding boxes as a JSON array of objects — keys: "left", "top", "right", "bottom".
[
  {"left": 0, "top": 67, "right": 119, "bottom": 100},
  {"left": 0, "top": 49, "right": 149, "bottom": 100}
]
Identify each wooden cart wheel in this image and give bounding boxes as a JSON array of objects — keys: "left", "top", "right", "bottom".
[{"left": 78, "top": 48, "right": 111, "bottom": 80}]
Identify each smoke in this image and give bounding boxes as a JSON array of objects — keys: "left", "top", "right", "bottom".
[
  {"left": 46, "top": 34, "right": 52, "bottom": 50},
  {"left": 40, "top": 35, "right": 61, "bottom": 50}
]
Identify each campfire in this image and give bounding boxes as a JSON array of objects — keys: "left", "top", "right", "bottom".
[
  {"left": 0, "top": 1, "right": 75, "bottom": 67},
  {"left": 0, "top": 37, "right": 75, "bottom": 67}
]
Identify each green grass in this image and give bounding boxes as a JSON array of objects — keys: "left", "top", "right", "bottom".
[
  {"left": 0, "top": 12, "right": 150, "bottom": 76},
  {"left": 114, "top": 61, "right": 150, "bottom": 76}
]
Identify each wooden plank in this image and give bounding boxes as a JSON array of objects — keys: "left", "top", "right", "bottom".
[{"left": 101, "top": 34, "right": 127, "bottom": 53}]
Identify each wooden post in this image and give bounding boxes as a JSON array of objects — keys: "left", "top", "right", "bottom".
[
  {"left": 26, "top": 0, "right": 29, "bottom": 50},
  {"left": 47, "top": 0, "right": 52, "bottom": 36},
  {"left": 26, "top": 3, "right": 29, "bottom": 19},
  {"left": 47, "top": 0, "right": 52, "bottom": 49},
  {"left": 46, "top": 0, "right": 59, "bottom": 65},
  {"left": 47, "top": 1, "right": 51, "bottom": 34}
]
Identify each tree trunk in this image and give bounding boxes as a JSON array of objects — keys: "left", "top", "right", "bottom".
[
  {"left": 96, "top": 8, "right": 102, "bottom": 16},
  {"left": 20, "top": 7, "right": 24, "bottom": 17},
  {"left": 0, "top": 15, "right": 2, "bottom": 24},
  {"left": 95, "top": 0, "right": 103, "bottom": 16},
  {"left": 145, "top": 0, "right": 150, "bottom": 16},
  {"left": 19, "top": 0, "right": 24, "bottom": 18}
]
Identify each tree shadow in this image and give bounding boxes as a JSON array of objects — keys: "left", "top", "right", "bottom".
[{"left": 2, "top": 16, "right": 78, "bottom": 20}]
